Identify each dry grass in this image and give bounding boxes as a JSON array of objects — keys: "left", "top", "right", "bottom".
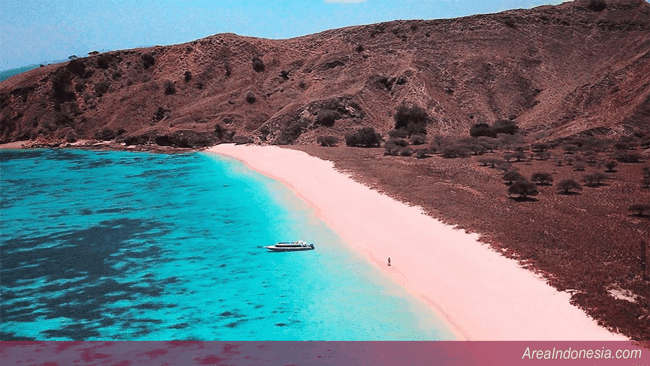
[{"left": 292, "top": 144, "right": 650, "bottom": 340}]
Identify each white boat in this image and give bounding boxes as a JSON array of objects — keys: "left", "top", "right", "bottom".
[{"left": 265, "top": 240, "right": 315, "bottom": 252}]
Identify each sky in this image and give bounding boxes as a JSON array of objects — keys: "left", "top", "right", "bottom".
[{"left": 0, "top": 0, "right": 569, "bottom": 71}]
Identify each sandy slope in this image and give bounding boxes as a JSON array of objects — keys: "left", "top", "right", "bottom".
[{"left": 206, "top": 144, "right": 627, "bottom": 341}]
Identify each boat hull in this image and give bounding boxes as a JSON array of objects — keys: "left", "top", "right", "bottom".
[{"left": 265, "top": 246, "right": 315, "bottom": 252}]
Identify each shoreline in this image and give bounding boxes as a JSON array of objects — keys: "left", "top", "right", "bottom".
[{"left": 206, "top": 144, "right": 627, "bottom": 341}]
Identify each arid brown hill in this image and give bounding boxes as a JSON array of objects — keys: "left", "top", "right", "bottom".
[{"left": 1, "top": 0, "right": 649, "bottom": 148}]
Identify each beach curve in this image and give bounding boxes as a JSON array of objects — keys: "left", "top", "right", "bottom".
[{"left": 205, "top": 144, "right": 627, "bottom": 341}]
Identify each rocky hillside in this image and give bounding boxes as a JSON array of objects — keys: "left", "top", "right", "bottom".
[{"left": 1, "top": 0, "right": 649, "bottom": 148}]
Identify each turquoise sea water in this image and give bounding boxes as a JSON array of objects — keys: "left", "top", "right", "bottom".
[{"left": 0, "top": 149, "right": 456, "bottom": 341}]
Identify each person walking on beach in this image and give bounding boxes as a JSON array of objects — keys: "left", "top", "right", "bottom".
[{"left": 387, "top": 257, "right": 391, "bottom": 266}]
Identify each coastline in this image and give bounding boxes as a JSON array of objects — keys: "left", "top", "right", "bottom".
[{"left": 206, "top": 144, "right": 627, "bottom": 341}]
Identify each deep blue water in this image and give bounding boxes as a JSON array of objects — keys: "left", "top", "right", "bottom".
[{"left": 0, "top": 149, "right": 456, "bottom": 341}]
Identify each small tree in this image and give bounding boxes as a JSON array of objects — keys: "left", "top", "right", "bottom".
[
  {"left": 556, "top": 179, "right": 582, "bottom": 194},
  {"left": 410, "top": 134, "right": 426, "bottom": 145},
  {"left": 583, "top": 173, "right": 607, "bottom": 187},
  {"left": 503, "top": 170, "right": 524, "bottom": 185},
  {"left": 346, "top": 127, "right": 381, "bottom": 147},
  {"left": 531, "top": 172, "right": 553, "bottom": 186},
  {"left": 629, "top": 204, "right": 650, "bottom": 217},
  {"left": 573, "top": 162, "right": 586, "bottom": 171},
  {"left": 508, "top": 179, "right": 538, "bottom": 199},
  {"left": 393, "top": 105, "right": 428, "bottom": 136},
  {"left": 416, "top": 148, "right": 431, "bottom": 159},
  {"left": 604, "top": 161, "right": 618, "bottom": 172}
]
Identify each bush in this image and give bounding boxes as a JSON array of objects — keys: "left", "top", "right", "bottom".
[
  {"left": 245, "top": 91, "right": 256, "bottom": 103},
  {"left": 252, "top": 57, "right": 265, "bottom": 72},
  {"left": 400, "top": 147, "right": 413, "bottom": 156},
  {"left": 441, "top": 145, "right": 469, "bottom": 159},
  {"left": 94, "top": 81, "right": 111, "bottom": 97},
  {"left": 410, "top": 134, "right": 426, "bottom": 145},
  {"left": 629, "top": 204, "right": 650, "bottom": 217},
  {"left": 492, "top": 120, "right": 518, "bottom": 135},
  {"left": 587, "top": 0, "right": 607, "bottom": 12},
  {"left": 164, "top": 80, "right": 176, "bottom": 95},
  {"left": 346, "top": 127, "right": 381, "bottom": 147},
  {"left": 573, "top": 162, "right": 586, "bottom": 171},
  {"left": 583, "top": 173, "right": 607, "bottom": 187},
  {"left": 531, "top": 143, "right": 549, "bottom": 152},
  {"left": 388, "top": 129, "right": 409, "bottom": 139},
  {"left": 503, "top": 170, "right": 524, "bottom": 185},
  {"left": 563, "top": 144, "right": 578, "bottom": 154},
  {"left": 386, "top": 138, "right": 409, "bottom": 147},
  {"left": 556, "top": 179, "right": 582, "bottom": 194},
  {"left": 615, "top": 152, "right": 641, "bottom": 163},
  {"left": 315, "top": 109, "right": 340, "bottom": 127},
  {"left": 355, "top": 44, "right": 364, "bottom": 52},
  {"left": 184, "top": 71, "right": 192, "bottom": 82},
  {"left": 141, "top": 54, "right": 155, "bottom": 69},
  {"left": 394, "top": 105, "right": 428, "bottom": 136},
  {"left": 531, "top": 172, "right": 554, "bottom": 185},
  {"left": 642, "top": 177, "right": 650, "bottom": 189},
  {"left": 508, "top": 179, "right": 538, "bottom": 199},
  {"left": 317, "top": 135, "right": 339, "bottom": 147},
  {"left": 470, "top": 123, "right": 493, "bottom": 138},
  {"left": 604, "top": 161, "right": 618, "bottom": 172},
  {"left": 415, "top": 149, "right": 431, "bottom": 159}
]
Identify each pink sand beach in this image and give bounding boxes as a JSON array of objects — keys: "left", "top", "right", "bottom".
[{"left": 207, "top": 144, "right": 626, "bottom": 341}]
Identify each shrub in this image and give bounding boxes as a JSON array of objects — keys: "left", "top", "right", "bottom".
[
  {"left": 531, "top": 172, "right": 554, "bottom": 185},
  {"left": 470, "top": 123, "right": 493, "bottom": 138},
  {"left": 252, "top": 57, "right": 265, "bottom": 72},
  {"left": 563, "top": 144, "right": 578, "bottom": 154},
  {"left": 534, "top": 151, "right": 551, "bottom": 161},
  {"left": 184, "top": 71, "right": 192, "bottom": 82},
  {"left": 386, "top": 138, "right": 409, "bottom": 148},
  {"left": 399, "top": 147, "right": 413, "bottom": 156},
  {"left": 573, "top": 162, "right": 586, "bottom": 171},
  {"left": 441, "top": 145, "right": 469, "bottom": 159},
  {"left": 492, "top": 119, "right": 518, "bottom": 135},
  {"left": 410, "top": 134, "right": 426, "bottom": 145},
  {"left": 393, "top": 105, "right": 428, "bottom": 135},
  {"left": 141, "top": 54, "right": 155, "bottom": 69},
  {"left": 164, "top": 80, "right": 176, "bottom": 95},
  {"left": 65, "top": 130, "right": 77, "bottom": 143},
  {"left": 643, "top": 166, "right": 650, "bottom": 178},
  {"left": 95, "top": 127, "right": 116, "bottom": 141},
  {"left": 315, "top": 109, "right": 340, "bottom": 127},
  {"left": 245, "top": 91, "right": 256, "bottom": 103},
  {"left": 94, "top": 81, "right": 111, "bottom": 97},
  {"left": 415, "top": 149, "right": 431, "bottom": 159},
  {"left": 629, "top": 204, "right": 650, "bottom": 217},
  {"left": 346, "top": 127, "right": 381, "bottom": 147},
  {"left": 615, "top": 152, "right": 641, "bottom": 163},
  {"left": 531, "top": 143, "right": 549, "bottom": 152},
  {"left": 317, "top": 135, "right": 339, "bottom": 147},
  {"left": 604, "top": 161, "right": 618, "bottom": 172},
  {"left": 355, "top": 44, "right": 364, "bottom": 52},
  {"left": 508, "top": 179, "right": 539, "bottom": 199},
  {"left": 583, "top": 173, "right": 607, "bottom": 187},
  {"left": 467, "top": 143, "right": 487, "bottom": 155},
  {"left": 503, "top": 170, "right": 524, "bottom": 185},
  {"left": 388, "top": 129, "right": 409, "bottom": 139},
  {"left": 384, "top": 140, "right": 401, "bottom": 156},
  {"left": 557, "top": 179, "right": 582, "bottom": 194},
  {"left": 587, "top": 0, "right": 607, "bottom": 12}
]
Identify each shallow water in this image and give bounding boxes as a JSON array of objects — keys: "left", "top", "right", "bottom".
[{"left": 0, "top": 149, "right": 456, "bottom": 340}]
